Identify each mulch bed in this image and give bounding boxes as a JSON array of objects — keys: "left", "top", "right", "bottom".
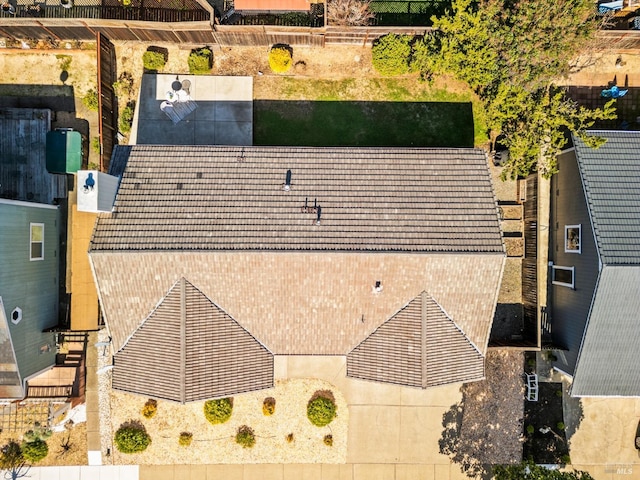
[{"left": 523, "top": 381, "right": 570, "bottom": 464}]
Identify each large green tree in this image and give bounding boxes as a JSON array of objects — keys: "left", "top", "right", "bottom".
[
  {"left": 494, "top": 461, "right": 595, "bottom": 480},
  {"left": 420, "top": 0, "right": 616, "bottom": 178}
]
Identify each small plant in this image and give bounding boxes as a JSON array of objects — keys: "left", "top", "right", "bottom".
[
  {"left": 262, "top": 397, "right": 276, "bottom": 416},
  {"left": 556, "top": 389, "right": 564, "bottom": 397},
  {"left": 268, "top": 45, "right": 292, "bottom": 74},
  {"left": 178, "top": 432, "right": 193, "bottom": 447},
  {"left": 323, "top": 434, "right": 333, "bottom": 446},
  {"left": 527, "top": 358, "right": 536, "bottom": 368},
  {"left": 21, "top": 439, "right": 48, "bottom": 463},
  {"left": 526, "top": 424, "right": 534, "bottom": 435},
  {"left": 82, "top": 89, "right": 99, "bottom": 112},
  {"left": 142, "top": 51, "right": 166, "bottom": 71},
  {"left": 235, "top": 425, "right": 255, "bottom": 448},
  {"left": 141, "top": 399, "right": 157, "bottom": 419},
  {"left": 23, "top": 422, "right": 52, "bottom": 442},
  {"left": 188, "top": 48, "right": 212, "bottom": 75},
  {"left": 114, "top": 422, "right": 151, "bottom": 454},
  {"left": 561, "top": 454, "right": 571, "bottom": 464},
  {"left": 307, "top": 390, "right": 337, "bottom": 427},
  {"left": 56, "top": 54, "right": 72, "bottom": 72},
  {"left": 285, "top": 433, "right": 294, "bottom": 443},
  {"left": 371, "top": 34, "right": 412, "bottom": 76},
  {"left": 91, "top": 137, "right": 101, "bottom": 154},
  {"left": 113, "top": 71, "right": 134, "bottom": 98},
  {"left": 57, "top": 435, "right": 73, "bottom": 459},
  {"left": 556, "top": 421, "right": 565, "bottom": 431},
  {"left": 119, "top": 101, "right": 136, "bottom": 134},
  {"left": 204, "top": 398, "right": 233, "bottom": 425}
]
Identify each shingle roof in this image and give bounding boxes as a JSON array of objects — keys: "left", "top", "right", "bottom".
[
  {"left": 347, "top": 291, "right": 484, "bottom": 388},
  {"left": 574, "top": 131, "right": 640, "bottom": 265},
  {"left": 112, "top": 277, "right": 273, "bottom": 402},
  {"left": 91, "top": 145, "right": 503, "bottom": 253},
  {"left": 571, "top": 266, "right": 640, "bottom": 396}
]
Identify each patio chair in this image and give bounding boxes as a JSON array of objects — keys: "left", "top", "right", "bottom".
[{"left": 526, "top": 373, "right": 539, "bottom": 402}]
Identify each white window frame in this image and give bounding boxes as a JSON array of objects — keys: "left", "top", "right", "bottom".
[
  {"left": 552, "top": 265, "right": 575, "bottom": 288},
  {"left": 30, "top": 223, "right": 44, "bottom": 261},
  {"left": 564, "top": 224, "right": 582, "bottom": 254}
]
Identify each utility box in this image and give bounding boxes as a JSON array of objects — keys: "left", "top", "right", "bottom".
[
  {"left": 46, "top": 128, "right": 83, "bottom": 174},
  {"left": 77, "top": 170, "right": 119, "bottom": 213}
]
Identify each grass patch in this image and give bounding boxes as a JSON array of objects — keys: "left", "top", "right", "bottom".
[{"left": 254, "top": 77, "right": 485, "bottom": 147}]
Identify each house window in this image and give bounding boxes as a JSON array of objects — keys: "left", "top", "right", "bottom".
[
  {"left": 565, "top": 225, "right": 581, "bottom": 253},
  {"left": 552, "top": 266, "right": 575, "bottom": 288},
  {"left": 30, "top": 223, "right": 44, "bottom": 261}
]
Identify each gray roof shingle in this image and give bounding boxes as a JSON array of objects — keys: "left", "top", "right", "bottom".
[
  {"left": 112, "top": 277, "right": 274, "bottom": 402},
  {"left": 91, "top": 145, "right": 503, "bottom": 253},
  {"left": 347, "top": 291, "right": 484, "bottom": 388},
  {"left": 571, "top": 266, "right": 640, "bottom": 396},
  {"left": 574, "top": 131, "right": 640, "bottom": 265}
]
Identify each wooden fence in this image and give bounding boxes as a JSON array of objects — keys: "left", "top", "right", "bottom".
[
  {"left": 522, "top": 174, "right": 539, "bottom": 347},
  {"left": 97, "top": 32, "right": 117, "bottom": 171}
]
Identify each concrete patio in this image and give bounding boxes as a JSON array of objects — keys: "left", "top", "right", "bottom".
[{"left": 131, "top": 74, "right": 253, "bottom": 146}]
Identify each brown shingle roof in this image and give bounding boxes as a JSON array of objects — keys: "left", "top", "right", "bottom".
[
  {"left": 91, "top": 145, "right": 503, "bottom": 253},
  {"left": 112, "top": 278, "right": 273, "bottom": 402},
  {"left": 347, "top": 291, "right": 484, "bottom": 388}
]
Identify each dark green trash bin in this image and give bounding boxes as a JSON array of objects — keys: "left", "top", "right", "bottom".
[{"left": 46, "top": 128, "right": 82, "bottom": 174}]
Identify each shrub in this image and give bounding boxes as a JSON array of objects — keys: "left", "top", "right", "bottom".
[
  {"left": 91, "top": 136, "right": 101, "bottom": 154},
  {"left": 119, "top": 101, "right": 135, "bottom": 134},
  {"left": 204, "top": 398, "right": 233, "bottom": 425},
  {"left": 21, "top": 440, "right": 48, "bottom": 463},
  {"left": 561, "top": 454, "right": 571, "bottom": 464},
  {"left": 188, "top": 48, "right": 212, "bottom": 75},
  {"left": 263, "top": 397, "right": 276, "bottom": 416},
  {"left": 142, "top": 51, "right": 166, "bottom": 71},
  {"left": 285, "top": 433, "right": 294, "bottom": 443},
  {"left": 268, "top": 45, "right": 292, "bottom": 74},
  {"left": 371, "top": 34, "right": 412, "bottom": 76},
  {"left": 307, "top": 390, "right": 337, "bottom": 427},
  {"left": 141, "top": 399, "right": 157, "bottom": 419},
  {"left": 179, "top": 432, "right": 193, "bottom": 447},
  {"left": 82, "top": 89, "right": 99, "bottom": 112},
  {"left": 556, "top": 389, "right": 564, "bottom": 397},
  {"left": 526, "top": 424, "right": 534, "bottom": 435},
  {"left": 114, "top": 423, "right": 151, "bottom": 454},
  {"left": 235, "top": 425, "right": 255, "bottom": 448},
  {"left": 557, "top": 421, "right": 565, "bottom": 431},
  {"left": 0, "top": 441, "right": 24, "bottom": 469},
  {"left": 23, "top": 423, "right": 52, "bottom": 443},
  {"left": 323, "top": 434, "right": 333, "bottom": 446}
]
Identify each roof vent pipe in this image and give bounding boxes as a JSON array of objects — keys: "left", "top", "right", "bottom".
[
  {"left": 316, "top": 205, "right": 322, "bottom": 226},
  {"left": 284, "top": 169, "right": 292, "bottom": 191}
]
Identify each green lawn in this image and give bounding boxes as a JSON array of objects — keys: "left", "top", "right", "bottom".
[{"left": 254, "top": 78, "right": 487, "bottom": 148}]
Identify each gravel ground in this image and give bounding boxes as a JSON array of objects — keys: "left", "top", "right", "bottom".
[{"left": 97, "top": 326, "right": 347, "bottom": 465}]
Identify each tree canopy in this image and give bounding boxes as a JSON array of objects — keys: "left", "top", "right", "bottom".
[
  {"left": 421, "top": 0, "right": 616, "bottom": 178},
  {"left": 494, "top": 461, "right": 595, "bottom": 480}
]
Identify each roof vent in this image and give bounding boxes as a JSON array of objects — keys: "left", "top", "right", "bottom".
[
  {"left": 283, "top": 169, "right": 292, "bottom": 191},
  {"left": 315, "top": 205, "right": 322, "bottom": 226},
  {"left": 196, "top": 172, "right": 203, "bottom": 179},
  {"left": 177, "top": 183, "right": 183, "bottom": 190},
  {"left": 373, "top": 281, "right": 383, "bottom": 293}
]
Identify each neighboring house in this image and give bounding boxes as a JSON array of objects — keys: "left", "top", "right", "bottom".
[
  {"left": 550, "top": 131, "right": 640, "bottom": 396},
  {"left": 0, "top": 199, "right": 59, "bottom": 400},
  {"left": 89, "top": 145, "right": 505, "bottom": 403}
]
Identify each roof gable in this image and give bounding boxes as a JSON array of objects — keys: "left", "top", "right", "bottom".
[
  {"left": 571, "top": 266, "right": 640, "bottom": 396},
  {"left": 91, "top": 145, "right": 503, "bottom": 254},
  {"left": 574, "top": 131, "right": 640, "bottom": 264},
  {"left": 112, "top": 277, "right": 273, "bottom": 403},
  {"left": 346, "top": 291, "right": 484, "bottom": 388}
]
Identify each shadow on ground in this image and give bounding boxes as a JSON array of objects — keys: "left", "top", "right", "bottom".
[{"left": 254, "top": 100, "right": 475, "bottom": 147}]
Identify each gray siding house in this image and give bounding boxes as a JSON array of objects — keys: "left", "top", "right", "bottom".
[
  {"left": 0, "top": 199, "right": 59, "bottom": 400},
  {"left": 550, "top": 131, "right": 640, "bottom": 396}
]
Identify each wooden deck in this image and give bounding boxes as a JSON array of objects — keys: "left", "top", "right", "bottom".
[{"left": 0, "top": 108, "right": 67, "bottom": 204}]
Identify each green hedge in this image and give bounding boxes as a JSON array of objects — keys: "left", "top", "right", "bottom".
[
  {"left": 142, "top": 51, "right": 166, "bottom": 71},
  {"left": 371, "top": 33, "right": 413, "bottom": 76}
]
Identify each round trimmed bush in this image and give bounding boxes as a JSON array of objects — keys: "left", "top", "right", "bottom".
[
  {"left": 269, "top": 46, "right": 292, "bottom": 74},
  {"left": 307, "top": 391, "right": 337, "bottom": 427},
  {"left": 204, "top": 398, "right": 233, "bottom": 425},
  {"left": 21, "top": 440, "right": 48, "bottom": 463},
  {"left": 262, "top": 397, "right": 276, "bottom": 416},
  {"left": 179, "top": 432, "right": 193, "bottom": 447},
  {"left": 235, "top": 425, "right": 256, "bottom": 448},
  {"left": 188, "top": 48, "right": 212, "bottom": 75},
  {"left": 141, "top": 399, "right": 157, "bottom": 419},
  {"left": 114, "top": 424, "right": 151, "bottom": 454},
  {"left": 371, "top": 34, "right": 412, "bottom": 76},
  {"left": 142, "top": 51, "right": 166, "bottom": 71}
]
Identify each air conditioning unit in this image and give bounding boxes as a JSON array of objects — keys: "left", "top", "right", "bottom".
[{"left": 77, "top": 170, "right": 119, "bottom": 213}]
